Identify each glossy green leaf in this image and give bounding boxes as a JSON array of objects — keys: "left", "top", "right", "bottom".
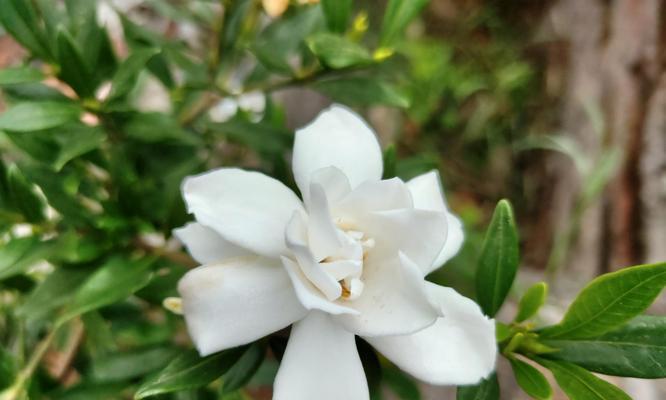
[
  {"left": 17, "top": 267, "right": 91, "bottom": 322},
  {"left": 537, "top": 359, "right": 630, "bottom": 400},
  {"left": 0, "top": 102, "right": 81, "bottom": 132},
  {"left": 0, "top": 236, "right": 55, "bottom": 280},
  {"left": 515, "top": 282, "right": 548, "bottom": 322},
  {"left": 107, "top": 48, "right": 160, "bottom": 102},
  {"left": 134, "top": 348, "right": 246, "bottom": 399},
  {"left": 92, "top": 346, "right": 179, "bottom": 382},
  {"left": 56, "top": 29, "right": 95, "bottom": 98},
  {"left": 475, "top": 199, "right": 519, "bottom": 317},
  {"left": 456, "top": 373, "right": 499, "bottom": 400},
  {"left": 321, "top": 0, "right": 352, "bottom": 33},
  {"left": 540, "top": 262, "right": 666, "bottom": 339},
  {"left": 0, "top": 67, "right": 44, "bottom": 85},
  {"left": 543, "top": 316, "right": 666, "bottom": 378},
  {"left": 509, "top": 358, "right": 552, "bottom": 400},
  {"left": 380, "top": 0, "right": 430, "bottom": 47},
  {"left": 308, "top": 33, "right": 371, "bottom": 69},
  {"left": 57, "top": 256, "right": 154, "bottom": 324},
  {"left": 313, "top": 77, "right": 410, "bottom": 107},
  {"left": 7, "top": 164, "right": 47, "bottom": 223},
  {"left": 221, "top": 343, "right": 265, "bottom": 394}
]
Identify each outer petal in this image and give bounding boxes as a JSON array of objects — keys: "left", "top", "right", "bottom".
[
  {"left": 178, "top": 256, "right": 306, "bottom": 356},
  {"left": 334, "top": 253, "right": 440, "bottom": 337},
  {"left": 173, "top": 222, "right": 252, "bottom": 264},
  {"left": 407, "top": 170, "right": 464, "bottom": 272},
  {"left": 359, "top": 208, "right": 447, "bottom": 271},
  {"left": 292, "top": 105, "right": 383, "bottom": 196},
  {"left": 273, "top": 311, "right": 369, "bottom": 400},
  {"left": 182, "top": 168, "right": 304, "bottom": 258},
  {"left": 366, "top": 282, "right": 496, "bottom": 385},
  {"left": 333, "top": 178, "right": 413, "bottom": 221}
]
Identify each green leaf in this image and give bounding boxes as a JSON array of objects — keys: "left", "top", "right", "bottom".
[
  {"left": 0, "top": 67, "right": 44, "bottom": 85},
  {"left": 308, "top": 33, "right": 371, "bottom": 69},
  {"left": 208, "top": 117, "right": 291, "bottom": 156},
  {"left": 107, "top": 48, "right": 160, "bottom": 102},
  {"left": 543, "top": 315, "right": 666, "bottom": 378},
  {"left": 56, "top": 29, "right": 95, "bottom": 98},
  {"left": 0, "top": 236, "right": 55, "bottom": 280},
  {"left": 0, "top": 347, "right": 16, "bottom": 390},
  {"left": 384, "top": 366, "right": 420, "bottom": 400},
  {"left": 17, "top": 267, "right": 91, "bottom": 322},
  {"left": 313, "top": 77, "right": 410, "bottom": 107},
  {"left": 321, "top": 0, "right": 352, "bottom": 33},
  {"left": 456, "top": 373, "right": 499, "bottom": 400},
  {"left": 383, "top": 144, "right": 397, "bottom": 179},
  {"left": 221, "top": 343, "right": 265, "bottom": 394},
  {"left": 57, "top": 256, "right": 154, "bottom": 324},
  {"left": 0, "top": 102, "right": 81, "bottom": 132},
  {"left": 7, "top": 164, "right": 47, "bottom": 223},
  {"left": 92, "top": 346, "right": 179, "bottom": 382},
  {"left": 536, "top": 359, "right": 630, "bottom": 400},
  {"left": 134, "top": 348, "right": 246, "bottom": 399},
  {"left": 475, "top": 199, "right": 519, "bottom": 317},
  {"left": 509, "top": 358, "right": 552, "bottom": 400},
  {"left": 0, "top": 0, "right": 52, "bottom": 59},
  {"left": 515, "top": 282, "right": 548, "bottom": 322},
  {"left": 540, "top": 262, "right": 666, "bottom": 339},
  {"left": 380, "top": 0, "right": 430, "bottom": 47}
]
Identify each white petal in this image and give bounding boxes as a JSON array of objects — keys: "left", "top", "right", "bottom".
[
  {"left": 282, "top": 256, "right": 359, "bottom": 315},
  {"left": 307, "top": 182, "right": 342, "bottom": 261},
  {"left": 182, "top": 168, "right": 304, "bottom": 258},
  {"left": 285, "top": 211, "right": 341, "bottom": 301},
  {"left": 308, "top": 166, "right": 351, "bottom": 206},
  {"left": 273, "top": 311, "right": 369, "bottom": 400},
  {"left": 335, "top": 253, "right": 440, "bottom": 337},
  {"left": 333, "top": 178, "right": 412, "bottom": 221},
  {"left": 178, "top": 257, "right": 306, "bottom": 356},
  {"left": 173, "top": 222, "right": 252, "bottom": 264},
  {"left": 360, "top": 208, "right": 448, "bottom": 272},
  {"left": 366, "top": 282, "right": 496, "bottom": 385},
  {"left": 407, "top": 170, "right": 464, "bottom": 273},
  {"left": 292, "top": 105, "right": 383, "bottom": 196}
]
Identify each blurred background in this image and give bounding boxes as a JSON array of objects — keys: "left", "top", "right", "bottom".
[{"left": 0, "top": 0, "right": 664, "bottom": 399}]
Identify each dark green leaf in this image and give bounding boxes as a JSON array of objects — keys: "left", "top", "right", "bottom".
[
  {"left": 92, "top": 346, "right": 179, "bottom": 382},
  {"left": 0, "top": 102, "right": 81, "bottom": 132},
  {"left": 0, "top": 236, "right": 55, "bottom": 280},
  {"left": 384, "top": 366, "right": 420, "bottom": 400},
  {"left": 56, "top": 29, "right": 95, "bottom": 97},
  {"left": 307, "top": 33, "right": 371, "bottom": 69},
  {"left": 0, "top": 347, "right": 16, "bottom": 390},
  {"left": 475, "top": 199, "right": 519, "bottom": 317},
  {"left": 221, "top": 343, "right": 265, "bottom": 394},
  {"left": 536, "top": 359, "right": 630, "bottom": 400},
  {"left": 383, "top": 144, "right": 397, "bottom": 179},
  {"left": 124, "top": 113, "right": 199, "bottom": 145},
  {"left": 540, "top": 262, "right": 666, "bottom": 339},
  {"left": 457, "top": 373, "right": 499, "bottom": 400},
  {"left": 0, "top": 67, "right": 44, "bottom": 85},
  {"left": 509, "top": 358, "right": 552, "bottom": 400},
  {"left": 134, "top": 348, "right": 246, "bottom": 399},
  {"left": 543, "top": 315, "right": 666, "bottom": 378},
  {"left": 58, "top": 256, "right": 154, "bottom": 324},
  {"left": 107, "top": 48, "right": 160, "bottom": 102},
  {"left": 208, "top": 117, "right": 291, "bottom": 156},
  {"left": 7, "top": 164, "right": 47, "bottom": 223},
  {"left": 17, "top": 267, "right": 91, "bottom": 322},
  {"left": 313, "top": 77, "right": 410, "bottom": 107},
  {"left": 0, "top": 0, "right": 52, "bottom": 59},
  {"left": 321, "top": 0, "right": 352, "bottom": 33},
  {"left": 380, "top": 0, "right": 430, "bottom": 47},
  {"left": 221, "top": 0, "right": 253, "bottom": 52},
  {"left": 357, "top": 338, "right": 382, "bottom": 399},
  {"left": 515, "top": 282, "right": 548, "bottom": 322}
]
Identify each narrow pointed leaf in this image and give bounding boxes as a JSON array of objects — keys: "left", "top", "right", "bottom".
[
  {"left": 515, "top": 282, "right": 548, "bottom": 322},
  {"left": 56, "top": 29, "right": 95, "bottom": 97},
  {"left": 475, "top": 199, "right": 519, "bottom": 317},
  {"left": 540, "top": 262, "right": 666, "bottom": 339},
  {"left": 7, "top": 164, "right": 46, "bottom": 223},
  {"left": 0, "top": 102, "right": 81, "bottom": 132},
  {"left": 307, "top": 33, "right": 372, "bottom": 69},
  {"left": 509, "top": 358, "right": 552, "bottom": 400},
  {"left": 321, "top": 0, "right": 352, "bottom": 33},
  {"left": 107, "top": 48, "right": 160, "bottom": 102},
  {"left": 0, "top": 67, "right": 44, "bottom": 85},
  {"left": 543, "top": 315, "right": 666, "bottom": 378},
  {"left": 536, "top": 359, "right": 630, "bottom": 400},
  {"left": 456, "top": 373, "right": 499, "bottom": 400},
  {"left": 221, "top": 343, "right": 265, "bottom": 394},
  {"left": 380, "top": 0, "right": 430, "bottom": 47},
  {"left": 313, "top": 77, "right": 410, "bottom": 108}
]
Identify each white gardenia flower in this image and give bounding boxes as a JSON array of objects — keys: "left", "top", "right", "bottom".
[{"left": 174, "top": 105, "right": 497, "bottom": 400}]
